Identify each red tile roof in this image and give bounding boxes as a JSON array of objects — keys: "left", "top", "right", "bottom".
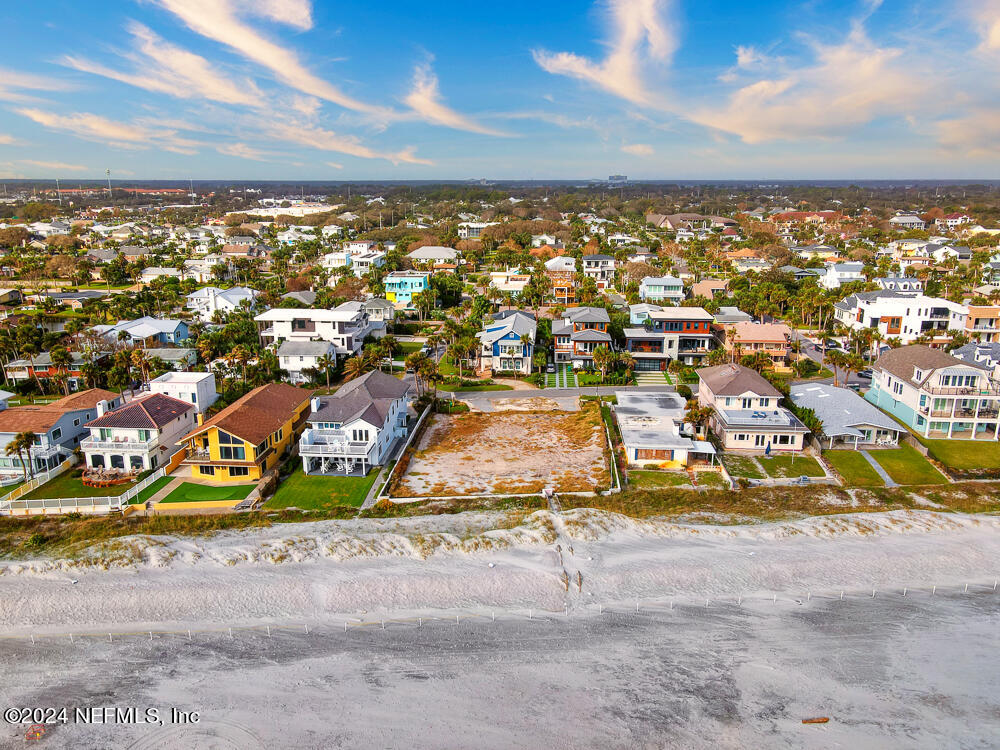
[{"left": 86, "top": 393, "right": 194, "bottom": 430}]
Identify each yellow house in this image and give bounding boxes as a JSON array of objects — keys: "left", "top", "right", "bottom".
[{"left": 179, "top": 383, "right": 311, "bottom": 483}]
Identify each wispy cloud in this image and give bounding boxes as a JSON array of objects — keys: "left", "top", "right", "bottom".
[
  {"left": 404, "top": 62, "right": 508, "bottom": 136},
  {"left": 0, "top": 67, "right": 73, "bottom": 103},
  {"left": 0, "top": 134, "right": 16, "bottom": 145},
  {"left": 689, "top": 28, "right": 923, "bottom": 143},
  {"left": 532, "top": 0, "right": 675, "bottom": 105},
  {"left": 20, "top": 159, "right": 89, "bottom": 172},
  {"left": 975, "top": 0, "right": 1000, "bottom": 52},
  {"left": 14, "top": 108, "right": 201, "bottom": 154},
  {"left": 149, "top": 0, "right": 390, "bottom": 117},
  {"left": 621, "top": 142, "right": 653, "bottom": 155},
  {"left": 216, "top": 142, "right": 274, "bottom": 161},
  {"left": 62, "top": 22, "right": 264, "bottom": 107},
  {"left": 263, "top": 120, "right": 432, "bottom": 165},
  {"left": 936, "top": 108, "right": 1000, "bottom": 155}
]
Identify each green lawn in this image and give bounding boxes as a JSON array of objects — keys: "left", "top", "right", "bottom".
[
  {"left": 758, "top": 455, "right": 826, "bottom": 478},
  {"left": 919, "top": 437, "right": 1000, "bottom": 471},
  {"left": 722, "top": 455, "right": 765, "bottom": 479},
  {"left": 438, "top": 357, "right": 458, "bottom": 376},
  {"left": 158, "top": 482, "right": 256, "bottom": 504},
  {"left": 823, "top": 450, "right": 884, "bottom": 487},
  {"left": 129, "top": 476, "right": 174, "bottom": 505},
  {"left": 694, "top": 471, "right": 727, "bottom": 488},
  {"left": 398, "top": 341, "right": 424, "bottom": 356},
  {"left": 21, "top": 470, "right": 140, "bottom": 500},
  {"left": 869, "top": 445, "right": 947, "bottom": 485},
  {"left": 264, "top": 466, "right": 379, "bottom": 510},
  {"left": 629, "top": 470, "right": 691, "bottom": 489}
]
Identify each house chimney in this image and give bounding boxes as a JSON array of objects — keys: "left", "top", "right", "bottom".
[
  {"left": 96, "top": 399, "right": 109, "bottom": 417},
  {"left": 310, "top": 396, "right": 321, "bottom": 413}
]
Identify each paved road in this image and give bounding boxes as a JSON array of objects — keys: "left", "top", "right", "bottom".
[
  {"left": 456, "top": 385, "right": 675, "bottom": 411},
  {"left": 790, "top": 331, "right": 871, "bottom": 388}
]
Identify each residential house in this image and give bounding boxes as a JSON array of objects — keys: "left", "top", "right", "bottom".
[
  {"left": 186, "top": 286, "right": 259, "bottom": 322},
  {"left": 696, "top": 364, "right": 808, "bottom": 452},
  {"left": 0, "top": 389, "right": 121, "bottom": 479},
  {"left": 477, "top": 311, "right": 536, "bottom": 375},
  {"left": 350, "top": 249, "right": 386, "bottom": 278},
  {"left": 613, "top": 391, "right": 716, "bottom": 468},
  {"left": 553, "top": 307, "right": 613, "bottom": 369},
  {"left": 362, "top": 298, "right": 396, "bottom": 334},
  {"left": 180, "top": 383, "right": 311, "bottom": 483},
  {"left": 458, "top": 221, "right": 498, "bottom": 239},
  {"left": 952, "top": 342, "right": 1000, "bottom": 380},
  {"left": 143, "top": 347, "right": 197, "bottom": 370},
  {"left": 149, "top": 371, "right": 218, "bottom": 414},
  {"left": 489, "top": 271, "right": 531, "bottom": 295},
  {"left": 713, "top": 307, "right": 753, "bottom": 325},
  {"left": 889, "top": 214, "right": 927, "bottom": 231},
  {"left": 544, "top": 255, "right": 577, "bottom": 273},
  {"left": 721, "top": 322, "right": 794, "bottom": 369},
  {"left": 629, "top": 303, "right": 662, "bottom": 326},
  {"left": 408, "top": 245, "right": 459, "bottom": 265},
  {"left": 639, "top": 275, "right": 685, "bottom": 305},
  {"left": 875, "top": 276, "right": 923, "bottom": 293},
  {"left": 834, "top": 291, "right": 967, "bottom": 345},
  {"left": 624, "top": 307, "right": 715, "bottom": 370},
  {"left": 547, "top": 272, "right": 576, "bottom": 305},
  {"left": 964, "top": 304, "right": 1000, "bottom": 343},
  {"left": 936, "top": 213, "right": 972, "bottom": 230},
  {"left": 690, "top": 278, "right": 728, "bottom": 300},
  {"left": 790, "top": 383, "right": 902, "bottom": 449},
  {"left": 866, "top": 345, "right": 1000, "bottom": 440},
  {"left": 4, "top": 351, "right": 108, "bottom": 391},
  {"left": 256, "top": 301, "right": 374, "bottom": 357},
  {"left": 582, "top": 254, "right": 616, "bottom": 290},
  {"left": 281, "top": 290, "right": 317, "bottom": 306},
  {"left": 300, "top": 370, "right": 409, "bottom": 476},
  {"left": 92, "top": 317, "right": 189, "bottom": 346},
  {"left": 820, "top": 262, "right": 865, "bottom": 289},
  {"left": 384, "top": 271, "right": 431, "bottom": 308},
  {"left": 277, "top": 340, "right": 337, "bottom": 384},
  {"left": 0, "top": 288, "right": 23, "bottom": 306},
  {"left": 794, "top": 245, "right": 842, "bottom": 261},
  {"left": 778, "top": 266, "right": 822, "bottom": 282},
  {"left": 81, "top": 393, "right": 195, "bottom": 473}
]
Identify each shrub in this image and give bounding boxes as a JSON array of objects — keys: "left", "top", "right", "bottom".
[{"left": 676, "top": 384, "right": 692, "bottom": 399}]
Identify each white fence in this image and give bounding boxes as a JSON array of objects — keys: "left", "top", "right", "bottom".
[
  {"left": 0, "top": 464, "right": 167, "bottom": 517},
  {"left": 0, "top": 455, "right": 78, "bottom": 512}
]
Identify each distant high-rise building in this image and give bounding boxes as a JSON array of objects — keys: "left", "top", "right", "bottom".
[{"left": 608, "top": 175, "right": 628, "bottom": 186}]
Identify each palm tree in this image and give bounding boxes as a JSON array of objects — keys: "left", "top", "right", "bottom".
[
  {"left": 130, "top": 349, "right": 151, "bottom": 387},
  {"left": 316, "top": 353, "right": 336, "bottom": 389},
  {"left": 49, "top": 346, "right": 73, "bottom": 395},
  {"left": 5, "top": 432, "right": 29, "bottom": 482},
  {"left": 343, "top": 355, "right": 368, "bottom": 381},
  {"left": 228, "top": 345, "right": 251, "bottom": 386},
  {"left": 591, "top": 344, "right": 615, "bottom": 383},
  {"left": 19, "top": 340, "right": 44, "bottom": 395}
]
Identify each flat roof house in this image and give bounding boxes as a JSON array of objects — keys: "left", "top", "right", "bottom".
[
  {"left": 697, "top": 364, "right": 808, "bottom": 453},
  {"left": 613, "top": 391, "right": 716, "bottom": 468}
]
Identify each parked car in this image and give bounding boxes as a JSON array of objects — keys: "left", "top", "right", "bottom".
[
  {"left": 545, "top": 363, "right": 556, "bottom": 374},
  {"left": 857, "top": 369, "right": 873, "bottom": 379}
]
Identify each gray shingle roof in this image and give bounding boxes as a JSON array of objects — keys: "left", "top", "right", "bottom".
[
  {"left": 310, "top": 370, "right": 408, "bottom": 427},
  {"left": 790, "top": 383, "right": 901, "bottom": 438},
  {"left": 696, "top": 364, "right": 782, "bottom": 397}
]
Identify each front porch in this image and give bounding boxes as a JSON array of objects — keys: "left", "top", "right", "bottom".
[{"left": 302, "top": 454, "right": 370, "bottom": 477}]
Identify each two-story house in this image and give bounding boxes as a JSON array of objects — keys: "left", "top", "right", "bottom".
[
  {"left": 4, "top": 351, "right": 110, "bottom": 392},
  {"left": 720, "top": 322, "right": 794, "bottom": 369},
  {"left": 362, "top": 298, "right": 396, "bottom": 335},
  {"left": 582, "top": 254, "right": 616, "bottom": 291},
  {"left": 180, "top": 383, "right": 311, "bottom": 483},
  {"left": 477, "top": 311, "right": 536, "bottom": 376},
  {"left": 639, "top": 275, "right": 685, "bottom": 305},
  {"left": 148, "top": 371, "right": 218, "bottom": 414},
  {"left": 92, "top": 317, "right": 189, "bottom": 346},
  {"left": 299, "top": 371, "right": 409, "bottom": 476},
  {"left": 865, "top": 345, "right": 1000, "bottom": 440},
  {"left": 81, "top": 393, "right": 195, "bottom": 473},
  {"left": 186, "top": 286, "right": 259, "bottom": 322},
  {"left": 0, "top": 389, "right": 121, "bottom": 479},
  {"left": 834, "top": 291, "right": 967, "bottom": 345},
  {"left": 964, "top": 305, "right": 1000, "bottom": 343},
  {"left": 820, "top": 262, "right": 865, "bottom": 290},
  {"left": 553, "top": 307, "right": 613, "bottom": 369},
  {"left": 277, "top": 340, "right": 337, "bottom": 384},
  {"left": 696, "top": 364, "right": 808, "bottom": 452},
  {"left": 255, "top": 301, "right": 375, "bottom": 357},
  {"left": 624, "top": 307, "right": 715, "bottom": 370},
  {"left": 384, "top": 271, "right": 431, "bottom": 308}
]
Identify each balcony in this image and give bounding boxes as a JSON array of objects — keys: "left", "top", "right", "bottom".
[
  {"left": 923, "top": 384, "right": 1000, "bottom": 396},
  {"left": 80, "top": 437, "right": 157, "bottom": 452},
  {"left": 299, "top": 439, "right": 370, "bottom": 457}
]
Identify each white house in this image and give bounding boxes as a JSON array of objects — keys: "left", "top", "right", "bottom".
[
  {"left": 81, "top": 393, "right": 195, "bottom": 473},
  {"left": 820, "top": 262, "right": 866, "bottom": 289},
  {"left": 834, "top": 291, "right": 967, "bottom": 344},
  {"left": 639, "top": 275, "right": 685, "bottom": 304},
  {"left": 299, "top": 370, "right": 409, "bottom": 476},
  {"left": 255, "top": 301, "right": 374, "bottom": 356},
  {"left": 582, "top": 254, "right": 616, "bottom": 290},
  {"left": 889, "top": 215, "right": 927, "bottom": 231},
  {"left": 186, "top": 286, "right": 259, "bottom": 322},
  {"left": 148, "top": 371, "right": 218, "bottom": 414},
  {"left": 277, "top": 340, "right": 336, "bottom": 384},
  {"left": 544, "top": 255, "right": 577, "bottom": 273},
  {"left": 613, "top": 391, "right": 716, "bottom": 468},
  {"left": 407, "top": 245, "right": 459, "bottom": 264},
  {"left": 457, "top": 221, "right": 497, "bottom": 239}
]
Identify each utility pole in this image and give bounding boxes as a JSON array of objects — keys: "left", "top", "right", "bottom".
[
  {"left": 105, "top": 168, "right": 113, "bottom": 207},
  {"left": 55, "top": 177, "right": 62, "bottom": 206}
]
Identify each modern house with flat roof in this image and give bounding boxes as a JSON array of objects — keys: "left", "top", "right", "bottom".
[
  {"left": 624, "top": 307, "right": 715, "bottom": 370},
  {"left": 255, "top": 302, "right": 374, "bottom": 357},
  {"left": 790, "top": 383, "right": 903, "bottom": 449},
  {"left": 149, "top": 371, "right": 218, "bottom": 414},
  {"left": 613, "top": 391, "right": 716, "bottom": 468}
]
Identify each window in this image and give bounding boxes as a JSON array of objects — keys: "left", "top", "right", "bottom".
[
  {"left": 51, "top": 428, "right": 61, "bottom": 440},
  {"left": 220, "top": 445, "right": 246, "bottom": 461},
  {"left": 198, "top": 466, "right": 216, "bottom": 476},
  {"left": 138, "top": 430, "right": 151, "bottom": 442},
  {"left": 775, "top": 435, "right": 792, "bottom": 445},
  {"left": 229, "top": 466, "right": 249, "bottom": 477},
  {"left": 352, "top": 429, "right": 369, "bottom": 442},
  {"left": 73, "top": 418, "right": 80, "bottom": 427},
  {"left": 218, "top": 431, "right": 242, "bottom": 444}
]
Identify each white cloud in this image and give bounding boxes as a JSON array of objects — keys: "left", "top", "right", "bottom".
[
  {"left": 690, "top": 29, "right": 923, "bottom": 143},
  {"left": 936, "top": 108, "right": 1000, "bottom": 155},
  {"left": 216, "top": 142, "right": 272, "bottom": 161},
  {"left": 532, "top": 0, "right": 675, "bottom": 105},
  {"left": 19, "top": 159, "right": 89, "bottom": 172},
  {"left": 62, "top": 22, "right": 264, "bottom": 107},
  {"left": 263, "top": 120, "right": 432, "bottom": 165},
  {"left": 404, "top": 62, "right": 508, "bottom": 136},
  {"left": 622, "top": 142, "right": 653, "bottom": 155},
  {"left": 14, "top": 108, "right": 201, "bottom": 154},
  {"left": 0, "top": 134, "right": 16, "bottom": 145},
  {"left": 976, "top": 0, "right": 1000, "bottom": 52},
  {"left": 326, "top": 161, "right": 344, "bottom": 169},
  {"left": 0, "top": 67, "right": 72, "bottom": 102},
  {"left": 150, "top": 0, "right": 389, "bottom": 116}
]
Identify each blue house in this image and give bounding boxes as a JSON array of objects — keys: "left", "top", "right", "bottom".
[
  {"left": 477, "top": 311, "right": 536, "bottom": 375},
  {"left": 384, "top": 271, "right": 431, "bottom": 308},
  {"left": 93, "top": 316, "right": 190, "bottom": 346}
]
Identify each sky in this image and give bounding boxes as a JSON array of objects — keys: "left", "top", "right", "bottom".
[{"left": 0, "top": 0, "right": 998, "bottom": 181}]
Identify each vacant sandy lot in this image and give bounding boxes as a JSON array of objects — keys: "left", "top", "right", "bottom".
[{"left": 394, "top": 406, "right": 610, "bottom": 497}]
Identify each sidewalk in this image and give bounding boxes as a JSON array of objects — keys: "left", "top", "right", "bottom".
[{"left": 860, "top": 450, "right": 898, "bottom": 487}]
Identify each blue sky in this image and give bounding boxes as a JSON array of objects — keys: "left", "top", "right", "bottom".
[{"left": 0, "top": 0, "right": 997, "bottom": 180}]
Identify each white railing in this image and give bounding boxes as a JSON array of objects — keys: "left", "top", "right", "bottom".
[
  {"left": 0, "top": 455, "right": 78, "bottom": 511},
  {"left": 300, "top": 441, "right": 370, "bottom": 457},
  {"left": 79, "top": 437, "right": 158, "bottom": 452}
]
